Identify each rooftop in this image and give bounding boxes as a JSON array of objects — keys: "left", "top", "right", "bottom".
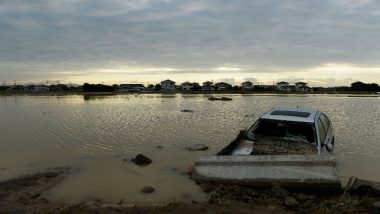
[{"left": 261, "top": 107, "right": 319, "bottom": 123}]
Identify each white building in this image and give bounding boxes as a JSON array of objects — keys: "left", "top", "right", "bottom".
[
  {"left": 276, "top": 81, "right": 290, "bottom": 91},
  {"left": 241, "top": 81, "right": 253, "bottom": 90},
  {"left": 161, "top": 79, "right": 176, "bottom": 91},
  {"left": 181, "top": 82, "right": 194, "bottom": 91},
  {"left": 215, "top": 82, "right": 232, "bottom": 91},
  {"left": 295, "top": 82, "right": 310, "bottom": 92},
  {"left": 28, "top": 85, "right": 50, "bottom": 92},
  {"left": 202, "top": 81, "right": 214, "bottom": 91},
  {"left": 118, "top": 84, "right": 145, "bottom": 92}
]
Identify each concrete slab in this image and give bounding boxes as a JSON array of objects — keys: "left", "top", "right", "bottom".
[{"left": 193, "top": 154, "right": 341, "bottom": 189}]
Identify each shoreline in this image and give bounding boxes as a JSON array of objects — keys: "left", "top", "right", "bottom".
[
  {"left": 0, "top": 169, "right": 378, "bottom": 213},
  {"left": 1, "top": 91, "right": 379, "bottom": 97}
]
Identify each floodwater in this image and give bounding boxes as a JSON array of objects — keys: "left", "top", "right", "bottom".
[{"left": 0, "top": 94, "right": 379, "bottom": 203}]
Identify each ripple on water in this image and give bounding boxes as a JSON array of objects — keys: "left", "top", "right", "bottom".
[{"left": 0, "top": 94, "right": 379, "bottom": 202}]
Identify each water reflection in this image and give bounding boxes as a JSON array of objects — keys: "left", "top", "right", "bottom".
[{"left": 0, "top": 94, "right": 379, "bottom": 203}]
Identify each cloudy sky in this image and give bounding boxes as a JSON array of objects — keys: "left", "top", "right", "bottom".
[{"left": 0, "top": 0, "right": 379, "bottom": 86}]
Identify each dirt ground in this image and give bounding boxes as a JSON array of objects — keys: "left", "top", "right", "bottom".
[{"left": 0, "top": 168, "right": 378, "bottom": 214}]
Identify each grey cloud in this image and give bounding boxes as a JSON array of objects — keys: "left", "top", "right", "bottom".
[{"left": 1, "top": 0, "right": 380, "bottom": 83}]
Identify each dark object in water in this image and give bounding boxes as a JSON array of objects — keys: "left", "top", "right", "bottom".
[
  {"left": 346, "top": 177, "right": 380, "bottom": 197},
  {"left": 220, "top": 97, "right": 232, "bottom": 101},
  {"left": 186, "top": 144, "right": 209, "bottom": 151},
  {"left": 208, "top": 96, "right": 232, "bottom": 101},
  {"left": 141, "top": 186, "right": 155, "bottom": 193},
  {"left": 132, "top": 154, "right": 152, "bottom": 165},
  {"left": 181, "top": 109, "right": 194, "bottom": 112}
]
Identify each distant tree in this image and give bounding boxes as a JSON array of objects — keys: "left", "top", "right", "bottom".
[
  {"left": 232, "top": 85, "right": 240, "bottom": 91},
  {"left": 83, "top": 83, "right": 115, "bottom": 92},
  {"left": 83, "top": 83, "right": 90, "bottom": 91},
  {"left": 193, "top": 84, "right": 201, "bottom": 91},
  {"left": 154, "top": 84, "right": 161, "bottom": 91},
  {"left": 147, "top": 84, "right": 154, "bottom": 89},
  {"left": 351, "top": 81, "right": 380, "bottom": 92}
]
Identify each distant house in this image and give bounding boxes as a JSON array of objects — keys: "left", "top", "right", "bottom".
[
  {"left": 7, "top": 85, "right": 25, "bottom": 91},
  {"left": 295, "top": 82, "right": 310, "bottom": 92},
  {"left": 27, "top": 85, "right": 49, "bottom": 92},
  {"left": 118, "top": 84, "right": 145, "bottom": 92},
  {"left": 181, "top": 82, "right": 194, "bottom": 91},
  {"left": 284, "top": 85, "right": 296, "bottom": 92},
  {"left": 49, "top": 84, "right": 68, "bottom": 91},
  {"left": 276, "top": 81, "right": 290, "bottom": 91},
  {"left": 258, "top": 85, "right": 275, "bottom": 90},
  {"left": 241, "top": 81, "right": 253, "bottom": 90},
  {"left": 161, "top": 79, "right": 176, "bottom": 91},
  {"left": 202, "top": 81, "right": 214, "bottom": 91},
  {"left": 215, "top": 82, "right": 232, "bottom": 91}
]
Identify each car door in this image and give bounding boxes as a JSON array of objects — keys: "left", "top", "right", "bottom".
[
  {"left": 316, "top": 114, "right": 333, "bottom": 151},
  {"left": 319, "top": 114, "right": 333, "bottom": 146}
]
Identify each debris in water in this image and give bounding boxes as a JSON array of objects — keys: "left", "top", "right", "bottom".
[{"left": 132, "top": 154, "right": 152, "bottom": 165}]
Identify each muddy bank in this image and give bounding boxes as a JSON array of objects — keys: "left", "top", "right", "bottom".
[
  {"left": 196, "top": 182, "right": 378, "bottom": 213},
  {"left": 1, "top": 169, "right": 379, "bottom": 213},
  {"left": 0, "top": 167, "right": 69, "bottom": 213}
]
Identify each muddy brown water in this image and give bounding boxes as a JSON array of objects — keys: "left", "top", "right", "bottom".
[{"left": 0, "top": 94, "right": 379, "bottom": 203}]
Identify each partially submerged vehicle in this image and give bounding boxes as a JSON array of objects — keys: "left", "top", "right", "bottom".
[{"left": 193, "top": 107, "right": 341, "bottom": 190}]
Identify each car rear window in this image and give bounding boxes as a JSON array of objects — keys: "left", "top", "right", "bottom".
[{"left": 270, "top": 110, "right": 310, "bottom": 118}]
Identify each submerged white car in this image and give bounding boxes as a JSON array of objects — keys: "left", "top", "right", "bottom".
[
  {"left": 227, "top": 108, "right": 335, "bottom": 156},
  {"left": 193, "top": 107, "right": 340, "bottom": 190}
]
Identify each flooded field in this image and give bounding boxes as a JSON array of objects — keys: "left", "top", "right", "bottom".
[{"left": 0, "top": 94, "right": 379, "bottom": 204}]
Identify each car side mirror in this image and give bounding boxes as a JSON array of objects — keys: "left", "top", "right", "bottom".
[{"left": 326, "top": 142, "right": 333, "bottom": 151}]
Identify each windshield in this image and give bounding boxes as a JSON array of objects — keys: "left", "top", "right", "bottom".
[{"left": 246, "top": 119, "right": 316, "bottom": 143}]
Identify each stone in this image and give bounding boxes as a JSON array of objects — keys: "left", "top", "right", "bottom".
[
  {"left": 324, "top": 199, "right": 337, "bottom": 207},
  {"left": 269, "top": 186, "right": 289, "bottom": 198},
  {"left": 296, "top": 193, "right": 307, "bottom": 200},
  {"left": 132, "top": 154, "right": 152, "bottom": 165},
  {"left": 156, "top": 145, "right": 163, "bottom": 149},
  {"left": 44, "top": 172, "right": 59, "bottom": 178},
  {"left": 374, "top": 201, "right": 380, "bottom": 209},
  {"left": 141, "top": 186, "right": 155, "bottom": 193},
  {"left": 199, "top": 183, "right": 216, "bottom": 193},
  {"left": 186, "top": 144, "right": 208, "bottom": 151},
  {"left": 284, "top": 197, "right": 298, "bottom": 207}
]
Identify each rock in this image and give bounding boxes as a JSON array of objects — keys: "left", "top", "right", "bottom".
[
  {"left": 180, "top": 109, "right": 194, "bottom": 112},
  {"left": 284, "top": 197, "right": 298, "bottom": 207},
  {"left": 132, "top": 154, "right": 152, "bottom": 165},
  {"left": 296, "top": 193, "right": 307, "bottom": 200},
  {"left": 324, "top": 199, "right": 337, "bottom": 207},
  {"left": 186, "top": 144, "right": 208, "bottom": 151},
  {"left": 351, "top": 194, "right": 359, "bottom": 201},
  {"left": 44, "top": 172, "right": 59, "bottom": 178},
  {"left": 208, "top": 96, "right": 218, "bottom": 101},
  {"left": 269, "top": 186, "right": 289, "bottom": 198},
  {"left": 199, "top": 183, "right": 216, "bottom": 193},
  {"left": 374, "top": 201, "right": 380, "bottom": 209},
  {"left": 156, "top": 145, "right": 163, "bottom": 149},
  {"left": 141, "top": 186, "right": 155, "bottom": 193}
]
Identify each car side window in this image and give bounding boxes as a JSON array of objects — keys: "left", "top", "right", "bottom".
[
  {"left": 317, "top": 118, "right": 327, "bottom": 143},
  {"left": 319, "top": 114, "right": 330, "bottom": 131}
]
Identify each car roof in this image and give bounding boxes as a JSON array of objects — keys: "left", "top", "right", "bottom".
[{"left": 260, "top": 107, "right": 319, "bottom": 123}]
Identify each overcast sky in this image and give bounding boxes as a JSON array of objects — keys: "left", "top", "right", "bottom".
[{"left": 0, "top": 0, "right": 379, "bottom": 86}]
